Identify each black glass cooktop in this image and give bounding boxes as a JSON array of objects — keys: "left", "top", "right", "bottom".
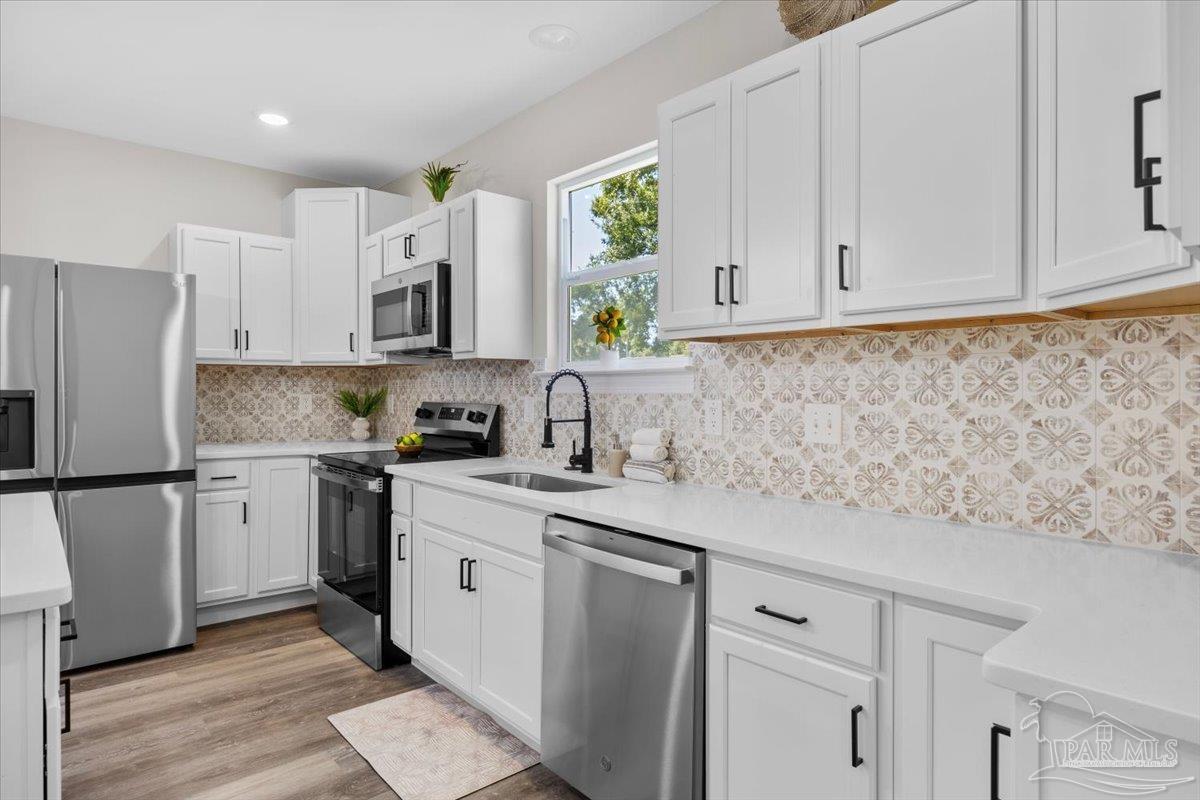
[{"left": 318, "top": 441, "right": 487, "bottom": 477}]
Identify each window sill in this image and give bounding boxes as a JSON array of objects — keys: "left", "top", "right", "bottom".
[{"left": 533, "top": 360, "right": 695, "bottom": 394}]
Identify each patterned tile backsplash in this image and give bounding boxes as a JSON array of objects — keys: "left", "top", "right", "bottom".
[{"left": 197, "top": 314, "right": 1200, "bottom": 555}]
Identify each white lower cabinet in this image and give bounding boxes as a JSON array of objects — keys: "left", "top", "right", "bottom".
[
  {"left": 408, "top": 484, "right": 543, "bottom": 745},
  {"left": 197, "top": 456, "right": 310, "bottom": 611},
  {"left": 894, "top": 601, "right": 1018, "bottom": 800},
  {"left": 196, "top": 488, "right": 251, "bottom": 603},
  {"left": 708, "top": 624, "right": 876, "bottom": 800},
  {"left": 390, "top": 515, "right": 412, "bottom": 652},
  {"left": 0, "top": 606, "right": 62, "bottom": 800}
]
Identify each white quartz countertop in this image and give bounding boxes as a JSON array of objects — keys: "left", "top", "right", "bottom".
[
  {"left": 196, "top": 440, "right": 397, "bottom": 460},
  {"left": 0, "top": 492, "right": 72, "bottom": 615},
  {"left": 386, "top": 456, "right": 1200, "bottom": 743}
]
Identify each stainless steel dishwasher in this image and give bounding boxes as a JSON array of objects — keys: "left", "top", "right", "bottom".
[{"left": 541, "top": 515, "right": 705, "bottom": 800}]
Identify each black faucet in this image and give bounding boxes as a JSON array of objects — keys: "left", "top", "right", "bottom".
[{"left": 542, "top": 368, "right": 593, "bottom": 474}]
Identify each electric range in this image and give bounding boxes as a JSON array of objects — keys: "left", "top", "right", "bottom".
[{"left": 313, "top": 401, "right": 500, "bottom": 669}]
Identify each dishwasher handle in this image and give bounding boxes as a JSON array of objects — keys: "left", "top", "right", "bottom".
[{"left": 544, "top": 532, "right": 693, "bottom": 585}]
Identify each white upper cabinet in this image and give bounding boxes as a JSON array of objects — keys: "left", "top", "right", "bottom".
[
  {"left": 288, "top": 188, "right": 360, "bottom": 362},
  {"left": 360, "top": 232, "right": 384, "bottom": 363},
  {"left": 174, "top": 225, "right": 240, "bottom": 360},
  {"left": 381, "top": 219, "right": 412, "bottom": 276},
  {"left": 831, "top": 0, "right": 1024, "bottom": 320},
  {"left": 449, "top": 196, "right": 476, "bottom": 354},
  {"left": 171, "top": 224, "right": 293, "bottom": 363},
  {"left": 239, "top": 234, "right": 293, "bottom": 362},
  {"left": 731, "top": 42, "right": 822, "bottom": 327},
  {"left": 1036, "top": 0, "right": 1194, "bottom": 304},
  {"left": 410, "top": 205, "right": 451, "bottom": 268},
  {"left": 658, "top": 78, "right": 732, "bottom": 332},
  {"left": 1166, "top": 0, "right": 1200, "bottom": 254}
]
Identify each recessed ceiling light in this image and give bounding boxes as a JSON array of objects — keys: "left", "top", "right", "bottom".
[
  {"left": 257, "top": 112, "right": 289, "bottom": 127},
  {"left": 529, "top": 24, "right": 579, "bottom": 52}
]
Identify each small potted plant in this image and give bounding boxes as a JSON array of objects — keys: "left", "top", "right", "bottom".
[
  {"left": 335, "top": 387, "right": 388, "bottom": 441},
  {"left": 591, "top": 305, "right": 626, "bottom": 369},
  {"left": 420, "top": 160, "right": 466, "bottom": 207}
]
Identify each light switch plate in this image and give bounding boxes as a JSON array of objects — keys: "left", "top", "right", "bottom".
[
  {"left": 298, "top": 396, "right": 313, "bottom": 414},
  {"left": 703, "top": 398, "right": 723, "bottom": 437},
  {"left": 805, "top": 403, "right": 841, "bottom": 445}
]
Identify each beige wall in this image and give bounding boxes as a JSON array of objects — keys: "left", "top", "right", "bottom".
[
  {"left": 378, "top": 0, "right": 794, "bottom": 357},
  {"left": 0, "top": 116, "right": 336, "bottom": 269}
]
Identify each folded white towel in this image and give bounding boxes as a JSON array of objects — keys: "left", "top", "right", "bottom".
[
  {"left": 631, "top": 428, "right": 672, "bottom": 447},
  {"left": 623, "top": 459, "right": 675, "bottom": 484},
  {"left": 628, "top": 444, "right": 669, "bottom": 462}
]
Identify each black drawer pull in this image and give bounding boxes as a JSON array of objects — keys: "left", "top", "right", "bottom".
[
  {"left": 242, "top": 501, "right": 247, "bottom": 524},
  {"left": 851, "top": 704, "right": 864, "bottom": 767},
  {"left": 754, "top": 604, "right": 808, "bottom": 626},
  {"left": 59, "top": 618, "right": 77, "bottom": 642},
  {"left": 990, "top": 723, "right": 1011, "bottom": 800},
  {"left": 209, "top": 475, "right": 237, "bottom": 481},
  {"left": 60, "top": 677, "right": 71, "bottom": 734}
]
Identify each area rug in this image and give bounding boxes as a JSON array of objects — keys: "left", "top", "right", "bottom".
[{"left": 328, "top": 684, "right": 540, "bottom": 800}]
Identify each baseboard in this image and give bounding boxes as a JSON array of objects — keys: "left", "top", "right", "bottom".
[{"left": 198, "top": 589, "right": 316, "bottom": 627}]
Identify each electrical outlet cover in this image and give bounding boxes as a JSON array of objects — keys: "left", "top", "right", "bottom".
[
  {"left": 703, "top": 398, "right": 723, "bottom": 437},
  {"left": 805, "top": 403, "right": 841, "bottom": 445}
]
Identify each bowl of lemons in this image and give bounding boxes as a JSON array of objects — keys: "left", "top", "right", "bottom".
[{"left": 395, "top": 431, "right": 425, "bottom": 457}]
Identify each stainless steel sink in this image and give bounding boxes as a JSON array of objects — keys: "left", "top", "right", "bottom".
[{"left": 470, "top": 472, "right": 611, "bottom": 493}]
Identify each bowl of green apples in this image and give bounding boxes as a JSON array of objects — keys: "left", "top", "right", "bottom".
[{"left": 395, "top": 431, "right": 425, "bottom": 457}]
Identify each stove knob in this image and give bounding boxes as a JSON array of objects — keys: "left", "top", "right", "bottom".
[{"left": 415, "top": 407, "right": 434, "bottom": 419}]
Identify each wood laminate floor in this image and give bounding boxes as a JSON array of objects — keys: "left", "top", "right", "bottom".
[{"left": 62, "top": 607, "right": 582, "bottom": 800}]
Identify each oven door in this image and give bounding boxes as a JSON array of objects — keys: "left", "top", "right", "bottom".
[
  {"left": 313, "top": 465, "right": 384, "bottom": 613},
  {"left": 370, "top": 262, "right": 449, "bottom": 354}
]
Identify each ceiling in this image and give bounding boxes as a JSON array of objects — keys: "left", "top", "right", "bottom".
[{"left": 0, "top": 0, "right": 717, "bottom": 186}]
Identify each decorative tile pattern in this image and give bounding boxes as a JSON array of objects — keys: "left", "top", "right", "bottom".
[{"left": 196, "top": 315, "right": 1199, "bottom": 554}]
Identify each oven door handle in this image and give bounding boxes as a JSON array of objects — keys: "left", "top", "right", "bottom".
[{"left": 310, "top": 464, "right": 383, "bottom": 493}]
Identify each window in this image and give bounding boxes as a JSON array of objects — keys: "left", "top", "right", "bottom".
[{"left": 556, "top": 146, "right": 688, "bottom": 368}]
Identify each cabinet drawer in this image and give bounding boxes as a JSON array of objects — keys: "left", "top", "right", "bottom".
[
  {"left": 710, "top": 559, "right": 879, "bottom": 669},
  {"left": 197, "top": 459, "right": 250, "bottom": 490},
  {"left": 416, "top": 485, "right": 544, "bottom": 560},
  {"left": 392, "top": 478, "right": 413, "bottom": 516}
]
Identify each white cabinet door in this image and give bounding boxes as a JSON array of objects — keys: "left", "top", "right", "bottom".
[
  {"left": 832, "top": 0, "right": 1023, "bottom": 317},
  {"left": 449, "top": 196, "right": 476, "bottom": 354},
  {"left": 658, "top": 78, "right": 732, "bottom": 331},
  {"left": 181, "top": 226, "right": 240, "bottom": 360},
  {"left": 1166, "top": 0, "right": 1200, "bottom": 253},
  {"left": 708, "top": 625, "right": 876, "bottom": 800},
  {"left": 410, "top": 205, "right": 451, "bottom": 268},
  {"left": 471, "top": 541, "right": 542, "bottom": 740},
  {"left": 239, "top": 234, "right": 293, "bottom": 362},
  {"left": 413, "top": 522, "right": 473, "bottom": 691},
  {"left": 1037, "top": 0, "right": 1190, "bottom": 299},
  {"left": 895, "top": 603, "right": 1015, "bottom": 800},
  {"left": 731, "top": 42, "right": 822, "bottom": 326},
  {"left": 308, "top": 461, "right": 320, "bottom": 589},
  {"left": 251, "top": 458, "right": 309, "bottom": 594},
  {"left": 196, "top": 489, "right": 250, "bottom": 603},
  {"left": 360, "top": 232, "right": 384, "bottom": 362},
  {"left": 295, "top": 189, "right": 359, "bottom": 361},
  {"left": 381, "top": 220, "right": 412, "bottom": 276},
  {"left": 390, "top": 515, "right": 412, "bottom": 652}
]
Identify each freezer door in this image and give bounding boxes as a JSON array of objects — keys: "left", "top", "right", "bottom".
[
  {"left": 0, "top": 255, "right": 56, "bottom": 481},
  {"left": 58, "top": 479, "right": 197, "bottom": 670},
  {"left": 57, "top": 263, "right": 195, "bottom": 478}
]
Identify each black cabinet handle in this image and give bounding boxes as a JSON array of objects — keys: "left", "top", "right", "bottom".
[
  {"left": 754, "top": 604, "right": 808, "bottom": 626},
  {"left": 60, "top": 677, "right": 71, "bottom": 734},
  {"left": 210, "top": 475, "right": 237, "bottom": 481},
  {"left": 1133, "top": 91, "right": 1166, "bottom": 231},
  {"left": 234, "top": 327, "right": 239, "bottom": 350},
  {"left": 349, "top": 332, "right": 355, "bottom": 352},
  {"left": 242, "top": 501, "right": 247, "bottom": 524},
  {"left": 729, "top": 264, "right": 739, "bottom": 305},
  {"left": 60, "top": 618, "right": 77, "bottom": 642},
  {"left": 714, "top": 265, "right": 725, "bottom": 306},
  {"left": 244, "top": 330, "right": 249, "bottom": 351},
  {"left": 466, "top": 559, "right": 477, "bottom": 592},
  {"left": 404, "top": 233, "right": 414, "bottom": 260},
  {"left": 851, "top": 704, "right": 864, "bottom": 767},
  {"left": 990, "top": 723, "right": 1011, "bottom": 800},
  {"left": 396, "top": 533, "right": 406, "bottom": 562},
  {"left": 459, "top": 557, "right": 469, "bottom": 590},
  {"left": 838, "top": 244, "right": 850, "bottom": 291}
]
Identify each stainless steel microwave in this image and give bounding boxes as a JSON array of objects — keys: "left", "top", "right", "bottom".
[{"left": 370, "top": 262, "right": 451, "bottom": 357}]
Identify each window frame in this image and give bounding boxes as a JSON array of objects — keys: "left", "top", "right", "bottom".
[{"left": 554, "top": 144, "right": 690, "bottom": 373}]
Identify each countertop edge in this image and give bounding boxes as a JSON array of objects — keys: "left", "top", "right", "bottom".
[{"left": 0, "top": 492, "right": 72, "bottom": 616}]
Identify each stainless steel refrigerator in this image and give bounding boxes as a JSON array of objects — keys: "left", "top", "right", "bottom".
[{"left": 0, "top": 254, "right": 197, "bottom": 669}]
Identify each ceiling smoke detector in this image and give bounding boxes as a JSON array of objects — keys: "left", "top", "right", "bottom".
[
  {"left": 529, "top": 24, "right": 579, "bottom": 52},
  {"left": 257, "top": 112, "right": 289, "bottom": 127}
]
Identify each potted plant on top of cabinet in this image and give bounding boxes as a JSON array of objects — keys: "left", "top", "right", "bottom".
[{"left": 421, "top": 161, "right": 466, "bottom": 207}]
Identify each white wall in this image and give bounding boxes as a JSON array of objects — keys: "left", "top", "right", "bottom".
[
  {"left": 378, "top": 0, "right": 795, "bottom": 356},
  {"left": 0, "top": 116, "right": 335, "bottom": 269}
]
